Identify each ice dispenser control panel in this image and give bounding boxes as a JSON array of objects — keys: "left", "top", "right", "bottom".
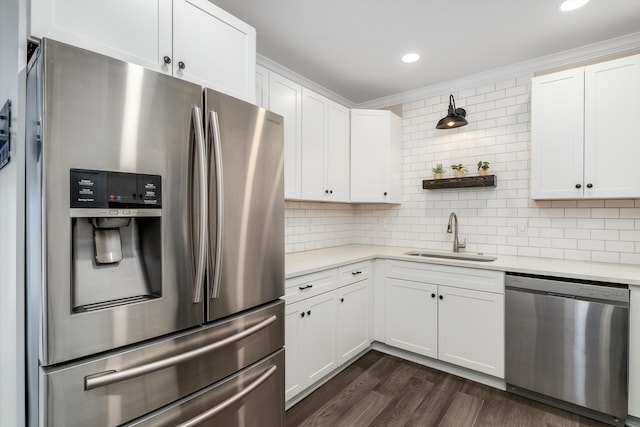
[{"left": 70, "top": 169, "right": 162, "bottom": 208}]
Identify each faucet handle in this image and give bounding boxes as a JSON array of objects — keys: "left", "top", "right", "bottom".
[{"left": 458, "top": 238, "right": 467, "bottom": 249}]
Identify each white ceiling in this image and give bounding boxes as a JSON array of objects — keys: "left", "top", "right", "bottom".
[{"left": 212, "top": 0, "right": 640, "bottom": 105}]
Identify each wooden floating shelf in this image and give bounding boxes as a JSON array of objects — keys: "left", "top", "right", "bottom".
[{"left": 422, "top": 174, "right": 497, "bottom": 190}]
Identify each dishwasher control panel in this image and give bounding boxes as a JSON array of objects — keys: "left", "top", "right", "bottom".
[{"left": 506, "top": 272, "right": 628, "bottom": 304}]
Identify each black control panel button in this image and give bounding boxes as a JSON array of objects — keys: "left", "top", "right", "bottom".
[{"left": 70, "top": 169, "right": 162, "bottom": 208}]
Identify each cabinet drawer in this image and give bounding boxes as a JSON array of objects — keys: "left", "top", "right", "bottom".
[
  {"left": 386, "top": 260, "right": 504, "bottom": 294},
  {"left": 338, "top": 261, "right": 371, "bottom": 287},
  {"left": 284, "top": 268, "right": 338, "bottom": 304}
]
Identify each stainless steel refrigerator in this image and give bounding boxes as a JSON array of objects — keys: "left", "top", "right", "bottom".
[{"left": 26, "top": 39, "right": 285, "bottom": 426}]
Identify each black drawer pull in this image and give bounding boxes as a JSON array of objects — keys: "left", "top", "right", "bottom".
[
  {"left": 351, "top": 271, "right": 362, "bottom": 276},
  {"left": 298, "top": 284, "right": 313, "bottom": 291}
]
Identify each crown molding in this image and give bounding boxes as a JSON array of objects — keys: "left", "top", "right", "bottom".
[
  {"left": 357, "top": 31, "right": 640, "bottom": 109},
  {"left": 257, "top": 54, "right": 357, "bottom": 108},
  {"left": 258, "top": 32, "right": 640, "bottom": 110}
]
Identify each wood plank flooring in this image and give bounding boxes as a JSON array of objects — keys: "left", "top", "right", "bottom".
[{"left": 286, "top": 350, "right": 610, "bottom": 427}]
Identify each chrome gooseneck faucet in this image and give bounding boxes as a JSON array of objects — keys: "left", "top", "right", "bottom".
[{"left": 447, "top": 212, "right": 467, "bottom": 253}]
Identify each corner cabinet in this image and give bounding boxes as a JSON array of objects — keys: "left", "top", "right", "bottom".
[
  {"left": 350, "top": 109, "right": 401, "bottom": 203},
  {"left": 385, "top": 260, "right": 505, "bottom": 378},
  {"left": 300, "top": 89, "right": 350, "bottom": 202},
  {"left": 531, "top": 54, "right": 640, "bottom": 199},
  {"left": 30, "top": 0, "right": 256, "bottom": 103}
]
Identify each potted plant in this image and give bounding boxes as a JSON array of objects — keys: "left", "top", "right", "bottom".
[
  {"left": 451, "top": 163, "right": 466, "bottom": 178},
  {"left": 477, "top": 161, "right": 490, "bottom": 176},
  {"left": 432, "top": 163, "right": 445, "bottom": 179}
]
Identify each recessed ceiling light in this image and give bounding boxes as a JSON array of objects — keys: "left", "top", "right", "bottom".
[
  {"left": 402, "top": 53, "right": 420, "bottom": 63},
  {"left": 560, "top": 0, "right": 589, "bottom": 12}
]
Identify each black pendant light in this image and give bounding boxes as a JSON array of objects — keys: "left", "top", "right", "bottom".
[{"left": 435, "top": 94, "right": 468, "bottom": 129}]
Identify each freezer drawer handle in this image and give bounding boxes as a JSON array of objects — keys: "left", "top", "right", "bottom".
[
  {"left": 177, "top": 365, "right": 278, "bottom": 427},
  {"left": 84, "top": 315, "right": 277, "bottom": 390}
]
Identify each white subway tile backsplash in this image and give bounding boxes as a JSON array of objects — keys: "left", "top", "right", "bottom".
[{"left": 284, "top": 74, "right": 640, "bottom": 264}]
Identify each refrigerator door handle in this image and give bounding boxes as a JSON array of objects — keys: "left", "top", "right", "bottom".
[
  {"left": 191, "top": 106, "right": 207, "bottom": 304},
  {"left": 208, "top": 111, "right": 223, "bottom": 300},
  {"left": 177, "top": 365, "right": 278, "bottom": 427},
  {"left": 84, "top": 314, "right": 277, "bottom": 390}
]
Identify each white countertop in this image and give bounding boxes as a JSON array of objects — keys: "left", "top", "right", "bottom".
[{"left": 285, "top": 244, "right": 640, "bottom": 286}]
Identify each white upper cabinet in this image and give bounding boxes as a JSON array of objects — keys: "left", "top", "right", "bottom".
[
  {"left": 530, "top": 69, "right": 584, "bottom": 200},
  {"left": 584, "top": 55, "right": 640, "bottom": 198},
  {"left": 531, "top": 54, "right": 640, "bottom": 199},
  {"left": 173, "top": 0, "right": 256, "bottom": 102},
  {"left": 300, "top": 89, "right": 350, "bottom": 202},
  {"left": 30, "top": 0, "right": 256, "bottom": 103},
  {"left": 350, "top": 109, "right": 401, "bottom": 203},
  {"left": 30, "top": 0, "right": 173, "bottom": 73},
  {"left": 267, "top": 73, "right": 303, "bottom": 200}
]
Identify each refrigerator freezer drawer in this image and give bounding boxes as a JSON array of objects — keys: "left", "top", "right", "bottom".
[
  {"left": 128, "top": 349, "right": 284, "bottom": 426},
  {"left": 40, "top": 301, "right": 283, "bottom": 427}
]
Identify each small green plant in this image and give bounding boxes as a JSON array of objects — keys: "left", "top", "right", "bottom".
[
  {"left": 477, "top": 161, "right": 490, "bottom": 170},
  {"left": 450, "top": 163, "right": 466, "bottom": 172},
  {"left": 432, "top": 163, "right": 445, "bottom": 174}
]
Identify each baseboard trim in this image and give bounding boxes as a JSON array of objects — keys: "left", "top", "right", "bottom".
[
  {"left": 285, "top": 342, "right": 506, "bottom": 410},
  {"left": 370, "top": 342, "right": 506, "bottom": 391}
]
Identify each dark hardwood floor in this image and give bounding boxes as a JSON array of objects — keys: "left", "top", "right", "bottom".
[{"left": 285, "top": 350, "right": 609, "bottom": 427}]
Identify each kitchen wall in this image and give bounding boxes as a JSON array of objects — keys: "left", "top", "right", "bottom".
[
  {"left": 0, "top": 0, "right": 26, "bottom": 424},
  {"left": 286, "top": 68, "right": 640, "bottom": 265}
]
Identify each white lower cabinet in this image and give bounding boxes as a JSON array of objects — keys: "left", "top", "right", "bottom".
[
  {"left": 630, "top": 287, "right": 640, "bottom": 418},
  {"left": 285, "top": 259, "right": 505, "bottom": 404},
  {"left": 284, "top": 290, "right": 337, "bottom": 402},
  {"left": 385, "top": 260, "right": 505, "bottom": 378},
  {"left": 385, "top": 278, "right": 437, "bottom": 358},
  {"left": 437, "top": 286, "right": 504, "bottom": 377},
  {"left": 337, "top": 279, "right": 371, "bottom": 364},
  {"left": 284, "top": 300, "right": 305, "bottom": 400}
]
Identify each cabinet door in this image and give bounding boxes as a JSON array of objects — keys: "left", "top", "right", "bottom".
[
  {"left": 584, "top": 54, "right": 640, "bottom": 198},
  {"left": 269, "top": 74, "right": 302, "bottom": 199},
  {"left": 173, "top": 0, "right": 256, "bottom": 102},
  {"left": 30, "top": 0, "right": 172, "bottom": 73},
  {"left": 351, "top": 110, "right": 386, "bottom": 202},
  {"left": 302, "top": 291, "right": 338, "bottom": 386},
  {"left": 300, "top": 89, "right": 327, "bottom": 201},
  {"left": 337, "top": 279, "right": 370, "bottom": 365},
  {"left": 530, "top": 69, "right": 585, "bottom": 199},
  {"left": 255, "top": 65, "right": 269, "bottom": 109},
  {"left": 630, "top": 288, "right": 640, "bottom": 417},
  {"left": 438, "top": 286, "right": 504, "bottom": 378},
  {"left": 284, "top": 300, "right": 305, "bottom": 401},
  {"left": 385, "top": 278, "right": 437, "bottom": 358},
  {"left": 326, "top": 101, "right": 350, "bottom": 202}
]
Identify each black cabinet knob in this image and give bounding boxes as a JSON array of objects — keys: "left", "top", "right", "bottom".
[
  {"left": 178, "top": 61, "right": 186, "bottom": 70},
  {"left": 325, "top": 189, "right": 329, "bottom": 194},
  {"left": 163, "top": 56, "right": 171, "bottom": 64},
  {"left": 340, "top": 298, "right": 344, "bottom": 302},
  {"left": 300, "top": 312, "right": 305, "bottom": 317},
  {"left": 586, "top": 183, "right": 593, "bottom": 188},
  {"left": 439, "top": 295, "right": 444, "bottom": 300},
  {"left": 575, "top": 184, "right": 581, "bottom": 189},
  {"left": 306, "top": 310, "right": 311, "bottom": 316},
  {"left": 329, "top": 190, "right": 333, "bottom": 194},
  {"left": 431, "top": 293, "right": 436, "bottom": 298},
  {"left": 383, "top": 192, "right": 388, "bottom": 196}
]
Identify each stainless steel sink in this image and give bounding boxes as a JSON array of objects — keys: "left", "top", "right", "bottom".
[{"left": 404, "top": 251, "right": 497, "bottom": 262}]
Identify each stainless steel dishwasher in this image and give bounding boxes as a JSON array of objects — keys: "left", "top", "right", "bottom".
[{"left": 505, "top": 272, "right": 629, "bottom": 425}]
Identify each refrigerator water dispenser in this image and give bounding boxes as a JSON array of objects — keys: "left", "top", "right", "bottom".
[{"left": 70, "top": 169, "right": 163, "bottom": 312}]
